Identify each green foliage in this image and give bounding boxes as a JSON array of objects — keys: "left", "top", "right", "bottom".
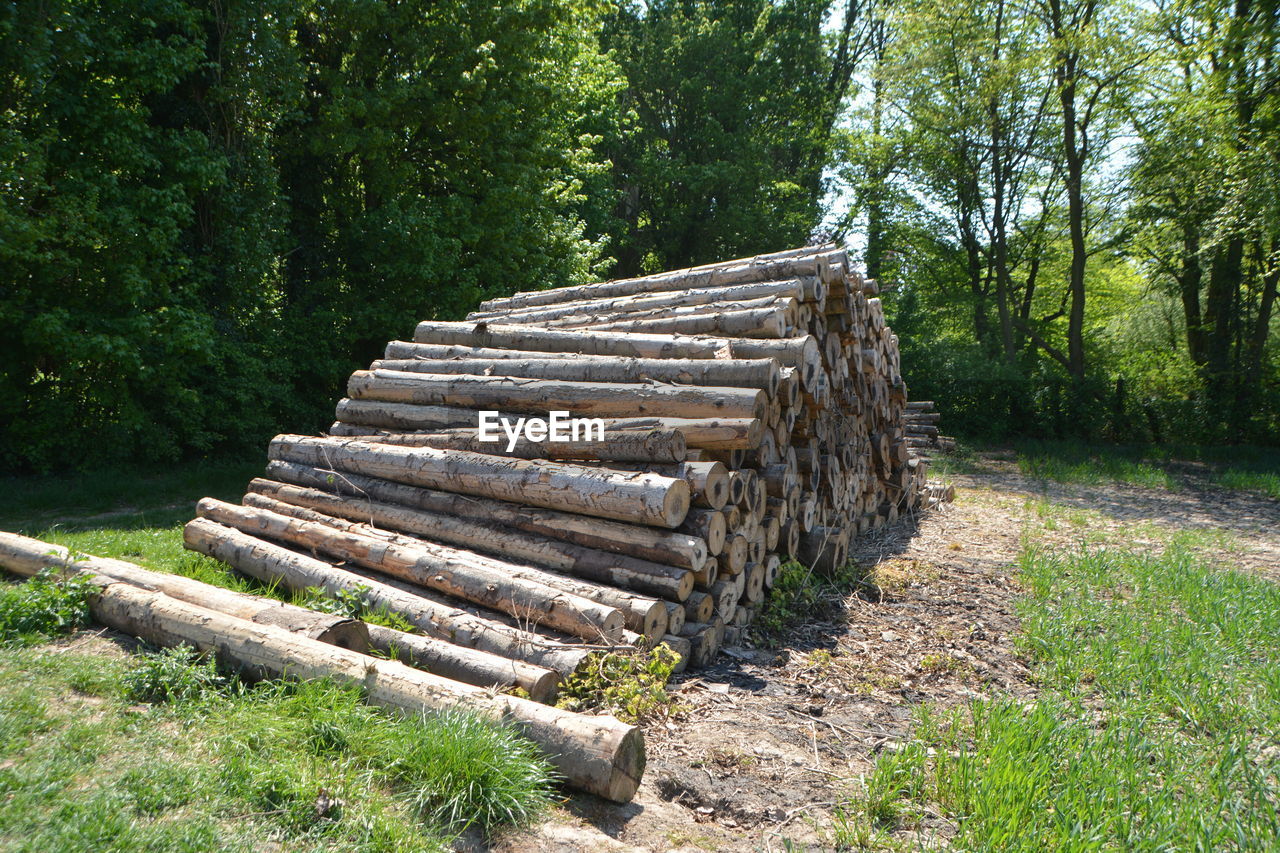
[
  {"left": 0, "top": 569, "right": 96, "bottom": 647},
  {"left": 556, "top": 645, "right": 680, "bottom": 723},
  {"left": 838, "top": 542, "right": 1280, "bottom": 848},
  {"left": 601, "top": 0, "right": 857, "bottom": 274},
  {"left": 122, "top": 644, "right": 236, "bottom": 704},
  {"left": 752, "top": 558, "right": 861, "bottom": 642},
  {"left": 0, "top": 0, "right": 622, "bottom": 473}
]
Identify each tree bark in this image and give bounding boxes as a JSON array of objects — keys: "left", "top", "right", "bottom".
[
  {"left": 196, "top": 498, "right": 625, "bottom": 642},
  {"left": 268, "top": 434, "right": 690, "bottom": 529},
  {"left": 182, "top": 519, "right": 591, "bottom": 675},
  {"left": 265, "top": 460, "right": 707, "bottom": 573},
  {"left": 347, "top": 369, "right": 766, "bottom": 420}
]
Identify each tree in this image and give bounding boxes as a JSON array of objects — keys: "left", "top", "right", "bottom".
[{"left": 602, "top": 0, "right": 871, "bottom": 274}]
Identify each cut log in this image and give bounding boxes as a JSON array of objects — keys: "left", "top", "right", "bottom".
[
  {"left": 348, "top": 369, "right": 767, "bottom": 420},
  {"left": 12, "top": 555, "right": 644, "bottom": 801},
  {"left": 268, "top": 434, "right": 690, "bottom": 529},
  {"left": 196, "top": 499, "right": 625, "bottom": 642},
  {"left": 364, "top": 624, "right": 559, "bottom": 704},
  {"left": 332, "top": 426, "right": 688, "bottom": 464},
  {"left": 182, "top": 519, "right": 590, "bottom": 675},
  {"left": 372, "top": 355, "right": 781, "bottom": 396},
  {"left": 240, "top": 491, "right": 670, "bottom": 641},
  {"left": 0, "top": 530, "right": 367, "bottom": 652},
  {"left": 409, "top": 323, "right": 823, "bottom": 389},
  {"left": 265, "top": 460, "right": 706, "bottom": 574}
]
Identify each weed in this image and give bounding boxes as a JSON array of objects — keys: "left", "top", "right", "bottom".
[
  {"left": 556, "top": 644, "right": 680, "bottom": 723},
  {"left": 122, "top": 644, "right": 236, "bottom": 704},
  {"left": 753, "top": 559, "right": 864, "bottom": 642},
  {"left": 293, "top": 584, "right": 417, "bottom": 632},
  {"left": 0, "top": 569, "right": 96, "bottom": 646}
]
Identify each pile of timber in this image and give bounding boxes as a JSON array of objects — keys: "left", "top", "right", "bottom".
[
  {"left": 160, "top": 243, "right": 951, "bottom": 798},
  {"left": 904, "top": 400, "right": 957, "bottom": 456}
]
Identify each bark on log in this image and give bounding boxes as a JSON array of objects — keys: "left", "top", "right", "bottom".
[
  {"left": 476, "top": 250, "right": 845, "bottom": 312},
  {"left": 469, "top": 278, "right": 821, "bottom": 325},
  {"left": 196, "top": 499, "right": 624, "bottom": 642},
  {"left": 182, "top": 519, "right": 590, "bottom": 675},
  {"left": 409, "top": 323, "right": 823, "bottom": 389},
  {"left": 265, "top": 460, "right": 706, "bottom": 575},
  {"left": 373, "top": 355, "right": 781, "bottom": 395},
  {"left": 0, "top": 531, "right": 367, "bottom": 652},
  {"left": 240, "top": 490, "right": 670, "bottom": 641},
  {"left": 573, "top": 305, "right": 789, "bottom": 338},
  {"left": 364, "top": 624, "right": 559, "bottom": 703},
  {"left": 332, "top": 425, "right": 688, "bottom": 464},
  {"left": 268, "top": 434, "right": 690, "bottom": 529},
  {"left": 348, "top": 369, "right": 766, "bottom": 421},
  {"left": 14, "top": 554, "right": 644, "bottom": 800}
]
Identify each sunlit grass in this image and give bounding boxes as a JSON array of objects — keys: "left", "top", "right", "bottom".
[{"left": 835, "top": 540, "right": 1280, "bottom": 849}]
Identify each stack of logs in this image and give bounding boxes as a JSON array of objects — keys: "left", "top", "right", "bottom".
[
  {"left": 904, "top": 400, "right": 956, "bottom": 457},
  {"left": 161, "top": 243, "right": 949, "bottom": 797}
]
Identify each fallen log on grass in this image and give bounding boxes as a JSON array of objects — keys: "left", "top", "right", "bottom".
[
  {"left": 0, "top": 532, "right": 643, "bottom": 801},
  {"left": 182, "top": 519, "right": 592, "bottom": 675},
  {"left": 0, "top": 531, "right": 367, "bottom": 651}
]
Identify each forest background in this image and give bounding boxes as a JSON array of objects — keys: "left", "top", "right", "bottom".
[{"left": 1, "top": 0, "right": 1275, "bottom": 472}]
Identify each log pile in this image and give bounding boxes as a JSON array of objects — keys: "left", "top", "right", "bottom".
[
  {"left": 904, "top": 400, "right": 957, "bottom": 456},
  {"left": 155, "top": 243, "right": 951, "bottom": 798}
]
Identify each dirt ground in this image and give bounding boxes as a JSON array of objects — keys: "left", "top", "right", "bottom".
[{"left": 489, "top": 450, "right": 1280, "bottom": 853}]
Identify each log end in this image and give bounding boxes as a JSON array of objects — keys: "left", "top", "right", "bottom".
[
  {"left": 661, "top": 480, "right": 692, "bottom": 529},
  {"left": 603, "top": 724, "right": 646, "bottom": 803}
]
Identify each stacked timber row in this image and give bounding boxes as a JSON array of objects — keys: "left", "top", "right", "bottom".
[
  {"left": 904, "top": 400, "right": 957, "bottom": 456},
  {"left": 166, "top": 244, "right": 948, "bottom": 797}
]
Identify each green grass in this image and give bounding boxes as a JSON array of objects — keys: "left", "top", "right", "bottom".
[
  {"left": 1014, "top": 439, "right": 1177, "bottom": 489},
  {"left": 1215, "top": 468, "right": 1280, "bottom": 499},
  {"left": 0, "top": 459, "right": 262, "bottom": 531},
  {"left": 0, "top": 643, "right": 556, "bottom": 851},
  {"left": 1008, "top": 439, "right": 1280, "bottom": 497},
  {"left": 0, "top": 465, "right": 559, "bottom": 851},
  {"left": 836, "top": 540, "right": 1280, "bottom": 849}
]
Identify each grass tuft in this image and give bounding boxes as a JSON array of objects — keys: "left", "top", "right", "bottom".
[{"left": 123, "top": 644, "right": 238, "bottom": 704}]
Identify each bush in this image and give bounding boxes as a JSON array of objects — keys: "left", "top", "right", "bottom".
[{"left": 556, "top": 645, "right": 680, "bottom": 723}]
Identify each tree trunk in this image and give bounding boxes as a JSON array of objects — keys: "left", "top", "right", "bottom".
[
  {"left": 246, "top": 479, "right": 692, "bottom": 604},
  {"left": 330, "top": 425, "right": 689, "bottom": 464},
  {"left": 409, "top": 322, "right": 824, "bottom": 388},
  {"left": 0, "top": 531, "right": 366, "bottom": 651},
  {"left": 265, "top": 460, "right": 707, "bottom": 573},
  {"left": 373, "top": 354, "right": 781, "bottom": 395},
  {"left": 347, "top": 369, "right": 766, "bottom": 420},
  {"left": 4, "top": 536, "right": 645, "bottom": 802}
]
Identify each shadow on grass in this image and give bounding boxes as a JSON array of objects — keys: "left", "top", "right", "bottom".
[{"left": 0, "top": 459, "right": 262, "bottom": 533}]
